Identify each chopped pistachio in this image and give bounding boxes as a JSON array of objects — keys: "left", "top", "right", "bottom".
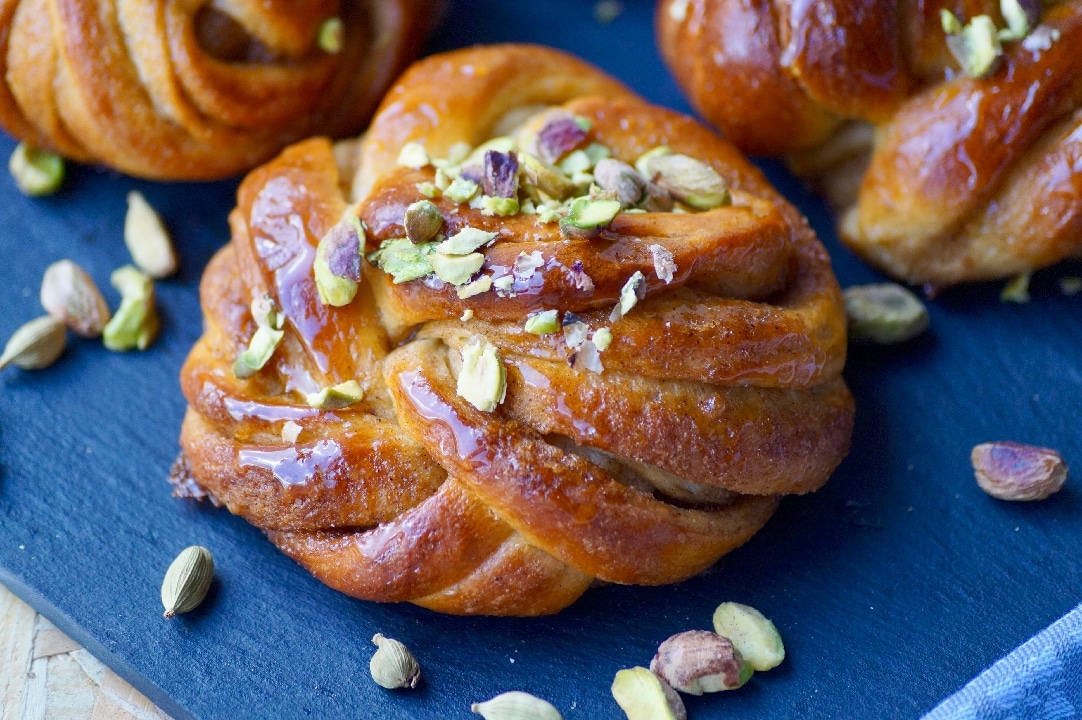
[
  {"left": 445, "top": 142, "right": 472, "bottom": 165},
  {"left": 844, "top": 283, "right": 929, "bottom": 343},
  {"left": 536, "top": 113, "right": 588, "bottom": 164},
  {"left": 482, "top": 150, "right": 519, "bottom": 198},
  {"left": 397, "top": 142, "right": 429, "bottom": 169},
  {"left": 559, "top": 149, "right": 593, "bottom": 176},
  {"left": 456, "top": 336, "right": 506, "bottom": 412},
  {"left": 429, "top": 252, "right": 485, "bottom": 286},
  {"left": 314, "top": 216, "right": 364, "bottom": 306},
  {"left": 1058, "top": 276, "right": 1082, "bottom": 295},
  {"left": 525, "top": 309, "right": 560, "bottom": 335},
  {"left": 592, "top": 327, "right": 613, "bottom": 351},
  {"left": 998, "top": 0, "right": 1033, "bottom": 41},
  {"left": 460, "top": 308, "right": 475, "bottom": 321},
  {"left": 612, "top": 667, "right": 686, "bottom": 720},
  {"left": 9, "top": 142, "right": 64, "bottom": 197},
  {"left": 251, "top": 294, "right": 284, "bottom": 330},
  {"left": 480, "top": 196, "right": 520, "bottom": 216},
  {"left": 305, "top": 380, "right": 364, "bottom": 410},
  {"left": 583, "top": 143, "right": 612, "bottom": 167},
  {"left": 573, "top": 116, "right": 593, "bottom": 132},
  {"left": 649, "top": 244, "right": 677, "bottom": 284},
  {"left": 464, "top": 137, "right": 517, "bottom": 168},
  {"left": 492, "top": 275, "right": 515, "bottom": 294},
  {"left": 568, "top": 260, "right": 595, "bottom": 292},
  {"left": 521, "top": 199, "right": 537, "bottom": 214},
  {"left": 438, "top": 227, "right": 498, "bottom": 255},
  {"left": 1001, "top": 271, "right": 1031, "bottom": 303},
  {"left": 404, "top": 200, "right": 444, "bottom": 244},
  {"left": 940, "top": 8, "right": 963, "bottom": 34},
  {"left": 434, "top": 167, "right": 455, "bottom": 191},
  {"left": 102, "top": 266, "right": 159, "bottom": 351},
  {"left": 232, "top": 325, "right": 284, "bottom": 378},
  {"left": 368, "top": 238, "right": 436, "bottom": 283},
  {"left": 647, "top": 154, "right": 730, "bottom": 210},
  {"left": 445, "top": 177, "right": 479, "bottom": 204},
  {"left": 416, "top": 182, "right": 441, "bottom": 199},
  {"left": 593, "top": 159, "right": 646, "bottom": 207},
  {"left": 317, "top": 17, "right": 343, "bottom": 53},
  {"left": 281, "top": 420, "right": 302, "bottom": 443},
  {"left": 561, "top": 197, "right": 621, "bottom": 238},
  {"left": 635, "top": 146, "right": 672, "bottom": 178},
  {"left": 947, "top": 15, "right": 1003, "bottom": 77},
  {"left": 521, "top": 153, "right": 576, "bottom": 201},
  {"left": 610, "top": 271, "right": 646, "bottom": 322},
  {"left": 124, "top": 191, "right": 177, "bottom": 278},
  {"left": 536, "top": 205, "right": 563, "bottom": 224}
]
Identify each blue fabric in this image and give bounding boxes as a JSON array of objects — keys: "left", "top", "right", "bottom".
[{"left": 924, "top": 604, "right": 1082, "bottom": 720}]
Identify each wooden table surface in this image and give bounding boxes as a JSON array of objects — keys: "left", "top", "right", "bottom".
[{"left": 1, "top": 583, "right": 171, "bottom": 720}]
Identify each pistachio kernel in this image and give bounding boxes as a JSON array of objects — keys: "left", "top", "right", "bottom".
[
  {"left": 102, "top": 265, "right": 160, "bottom": 352},
  {"left": 464, "top": 137, "right": 517, "bottom": 168},
  {"left": 610, "top": 271, "right": 647, "bottom": 322},
  {"left": 592, "top": 327, "right": 613, "bottom": 351},
  {"left": 646, "top": 154, "right": 730, "bottom": 210},
  {"left": 712, "top": 602, "right": 786, "bottom": 672},
  {"left": 429, "top": 252, "right": 485, "bottom": 286},
  {"left": 521, "top": 153, "right": 576, "bottom": 201},
  {"left": 472, "top": 691, "right": 563, "bottom": 720},
  {"left": 650, "top": 630, "right": 753, "bottom": 695},
  {"left": 161, "top": 546, "right": 213, "bottom": 619},
  {"left": 456, "top": 336, "right": 506, "bottom": 412},
  {"left": 445, "top": 177, "right": 480, "bottom": 204},
  {"left": 560, "top": 197, "right": 621, "bottom": 239},
  {"left": 947, "top": 15, "right": 1003, "bottom": 77},
  {"left": 0, "top": 315, "right": 66, "bottom": 371},
  {"left": 457, "top": 275, "right": 493, "bottom": 299},
  {"left": 416, "top": 182, "right": 441, "bottom": 199},
  {"left": 397, "top": 142, "right": 429, "bottom": 169},
  {"left": 306, "top": 380, "right": 364, "bottom": 410},
  {"left": 232, "top": 325, "right": 284, "bottom": 379},
  {"left": 40, "top": 259, "right": 111, "bottom": 337},
  {"left": 593, "top": 159, "right": 646, "bottom": 208},
  {"left": 572, "top": 339, "right": 604, "bottom": 373},
  {"left": 483, "top": 150, "right": 519, "bottom": 199},
  {"left": 1001, "top": 271, "right": 1031, "bottom": 303},
  {"left": 634, "top": 146, "right": 672, "bottom": 178},
  {"left": 940, "top": 8, "right": 963, "bottom": 34},
  {"left": 317, "top": 16, "right": 344, "bottom": 53},
  {"left": 124, "top": 191, "right": 177, "bottom": 278},
  {"left": 368, "top": 238, "right": 436, "bottom": 283},
  {"left": 9, "top": 142, "right": 64, "bottom": 196},
  {"left": 250, "top": 294, "right": 284, "bottom": 331},
  {"left": 611, "top": 667, "right": 686, "bottom": 720},
  {"left": 438, "top": 227, "right": 498, "bottom": 255},
  {"left": 843, "top": 283, "right": 929, "bottom": 344},
  {"left": 314, "top": 215, "right": 364, "bottom": 307},
  {"left": 281, "top": 420, "right": 302, "bottom": 443},
  {"left": 403, "top": 200, "right": 444, "bottom": 244},
  {"left": 972, "top": 441, "right": 1068, "bottom": 501},
  {"left": 559, "top": 149, "right": 593, "bottom": 176},
  {"left": 525, "top": 309, "right": 560, "bottom": 335},
  {"left": 370, "top": 634, "right": 421, "bottom": 690},
  {"left": 480, "top": 196, "right": 520, "bottom": 217},
  {"left": 536, "top": 112, "right": 588, "bottom": 164},
  {"left": 997, "top": 0, "right": 1038, "bottom": 41}
]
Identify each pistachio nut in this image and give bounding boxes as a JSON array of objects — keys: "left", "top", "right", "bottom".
[
  {"left": 610, "top": 271, "right": 646, "bottom": 323},
  {"left": 9, "top": 142, "right": 64, "bottom": 196},
  {"left": 591, "top": 327, "right": 613, "bottom": 351},
  {"left": 471, "top": 691, "right": 562, "bottom": 720},
  {"left": 520, "top": 153, "right": 576, "bottom": 201},
  {"left": 480, "top": 195, "right": 520, "bottom": 217},
  {"left": 404, "top": 200, "right": 444, "bottom": 244},
  {"left": 611, "top": 667, "right": 686, "bottom": 720},
  {"left": 972, "top": 441, "right": 1068, "bottom": 501},
  {"left": 650, "top": 630, "right": 753, "bottom": 694},
  {"left": 646, "top": 154, "right": 730, "bottom": 210},
  {"left": 456, "top": 336, "right": 506, "bottom": 412},
  {"left": 593, "top": 159, "right": 646, "bottom": 208},
  {"left": 397, "top": 142, "right": 430, "bottom": 169},
  {"left": 560, "top": 197, "right": 621, "bottom": 239},
  {"left": 446, "top": 177, "right": 480, "bottom": 204},
  {"left": 305, "top": 380, "right": 364, "bottom": 410},
  {"left": 233, "top": 325, "right": 284, "bottom": 379},
  {"left": 102, "top": 266, "right": 160, "bottom": 351},
  {"left": 438, "top": 227, "right": 498, "bottom": 255},
  {"left": 317, "top": 16, "right": 344, "bottom": 53},
  {"left": 712, "top": 602, "right": 786, "bottom": 671},
  {"left": 369, "top": 634, "right": 421, "bottom": 690},
  {"left": 0, "top": 315, "right": 66, "bottom": 371},
  {"left": 524, "top": 309, "right": 560, "bottom": 335},
  {"left": 161, "top": 546, "right": 213, "bottom": 618},
  {"left": 314, "top": 215, "right": 364, "bottom": 306},
  {"left": 124, "top": 191, "right": 177, "bottom": 278},
  {"left": 368, "top": 238, "right": 436, "bottom": 283},
  {"left": 843, "top": 283, "right": 929, "bottom": 344},
  {"left": 946, "top": 15, "right": 1003, "bottom": 77},
  {"left": 457, "top": 275, "right": 493, "bottom": 299},
  {"left": 40, "top": 259, "right": 111, "bottom": 337}
]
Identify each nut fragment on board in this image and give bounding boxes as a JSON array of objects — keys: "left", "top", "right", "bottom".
[
  {"left": 40, "top": 260, "right": 111, "bottom": 337},
  {"left": 972, "top": 441, "right": 1068, "bottom": 501},
  {"left": 124, "top": 191, "right": 177, "bottom": 278},
  {"left": 102, "top": 265, "right": 160, "bottom": 351},
  {"left": 611, "top": 667, "right": 686, "bottom": 720},
  {"left": 0, "top": 315, "right": 66, "bottom": 370},
  {"left": 369, "top": 634, "right": 420, "bottom": 689},
  {"left": 471, "top": 691, "right": 562, "bottom": 720},
  {"left": 843, "top": 283, "right": 929, "bottom": 344},
  {"left": 9, "top": 142, "right": 64, "bottom": 196},
  {"left": 650, "top": 630, "right": 753, "bottom": 695},
  {"left": 712, "top": 602, "right": 786, "bottom": 671},
  {"left": 161, "top": 546, "right": 214, "bottom": 618}
]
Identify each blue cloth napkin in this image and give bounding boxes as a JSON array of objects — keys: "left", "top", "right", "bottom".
[{"left": 923, "top": 604, "right": 1082, "bottom": 719}]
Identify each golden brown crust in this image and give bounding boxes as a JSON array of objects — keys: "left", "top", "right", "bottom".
[
  {"left": 0, "top": 0, "right": 429, "bottom": 180},
  {"left": 658, "top": 0, "right": 1082, "bottom": 288},
  {"left": 179, "top": 44, "right": 853, "bottom": 615}
]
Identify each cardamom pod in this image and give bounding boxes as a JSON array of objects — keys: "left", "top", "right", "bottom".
[
  {"left": 161, "top": 546, "right": 214, "bottom": 619},
  {"left": 369, "top": 634, "right": 421, "bottom": 689},
  {"left": 0, "top": 316, "right": 66, "bottom": 370},
  {"left": 471, "top": 691, "right": 563, "bottom": 720},
  {"left": 124, "top": 191, "right": 177, "bottom": 278}
]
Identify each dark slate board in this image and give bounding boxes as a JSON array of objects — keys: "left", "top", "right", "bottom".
[{"left": 1, "top": 1, "right": 1080, "bottom": 718}]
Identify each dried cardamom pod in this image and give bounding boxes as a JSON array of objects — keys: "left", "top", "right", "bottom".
[
  {"left": 124, "top": 191, "right": 177, "bottom": 278},
  {"left": 471, "top": 691, "right": 563, "bottom": 720},
  {"left": 369, "top": 634, "right": 421, "bottom": 689},
  {"left": 161, "top": 546, "right": 214, "bottom": 618},
  {"left": 0, "top": 316, "right": 66, "bottom": 370},
  {"left": 40, "top": 259, "right": 111, "bottom": 337}
]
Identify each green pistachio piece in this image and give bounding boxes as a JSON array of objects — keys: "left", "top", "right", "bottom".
[
  {"left": 445, "top": 141, "right": 473, "bottom": 165},
  {"left": 313, "top": 216, "right": 364, "bottom": 307},
  {"left": 634, "top": 146, "right": 672, "bottom": 178},
  {"left": 429, "top": 252, "right": 485, "bottom": 286},
  {"left": 573, "top": 115, "right": 593, "bottom": 132},
  {"left": 1001, "top": 271, "right": 1031, "bottom": 303},
  {"left": 397, "top": 142, "right": 429, "bottom": 169},
  {"left": 592, "top": 327, "right": 613, "bottom": 351},
  {"left": 610, "top": 271, "right": 646, "bottom": 322},
  {"left": 250, "top": 294, "right": 284, "bottom": 331},
  {"left": 102, "top": 266, "right": 159, "bottom": 351},
  {"left": 998, "top": 0, "right": 1029, "bottom": 41},
  {"left": 369, "top": 238, "right": 436, "bottom": 283},
  {"left": 437, "top": 227, "right": 498, "bottom": 255},
  {"left": 416, "top": 182, "right": 441, "bottom": 199},
  {"left": 457, "top": 275, "right": 493, "bottom": 299},
  {"left": 456, "top": 336, "right": 506, "bottom": 412},
  {"left": 305, "top": 380, "right": 364, "bottom": 410},
  {"left": 521, "top": 153, "right": 576, "bottom": 201},
  {"left": 9, "top": 142, "right": 64, "bottom": 197},
  {"left": 317, "top": 17, "right": 343, "bottom": 53},
  {"left": 940, "top": 8, "right": 963, "bottom": 34},
  {"left": 445, "top": 177, "right": 479, "bottom": 204},
  {"left": 480, "top": 195, "right": 520, "bottom": 217},
  {"left": 712, "top": 602, "right": 786, "bottom": 672},
  {"left": 464, "top": 137, "right": 517, "bottom": 168},
  {"left": 524, "top": 309, "right": 560, "bottom": 335},
  {"left": 844, "top": 283, "right": 930, "bottom": 343},
  {"left": 611, "top": 667, "right": 686, "bottom": 720},
  {"left": 404, "top": 200, "right": 444, "bottom": 244},
  {"left": 232, "top": 325, "right": 284, "bottom": 378},
  {"left": 559, "top": 149, "right": 593, "bottom": 176},
  {"left": 560, "top": 197, "right": 621, "bottom": 238},
  {"left": 947, "top": 15, "right": 1003, "bottom": 77},
  {"left": 646, "top": 154, "right": 730, "bottom": 210},
  {"left": 583, "top": 142, "right": 612, "bottom": 166}
]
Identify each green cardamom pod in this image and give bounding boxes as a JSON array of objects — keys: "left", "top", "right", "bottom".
[
  {"left": 0, "top": 315, "right": 66, "bottom": 370},
  {"left": 369, "top": 634, "right": 421, "bottom": 689},
  {"left": 161, "top": 546, "right": 214, "bottom": 619},
  {"left": 471, "top": 691, "right": 564, "bottom": 720}
]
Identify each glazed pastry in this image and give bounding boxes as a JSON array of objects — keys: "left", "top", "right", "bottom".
[
  {"left": 0, "top": 0, "right": 428, "bottom": 180},
  {"left": 658, "top": 0, "right": 1082, "bottom": 290},
  {"left": 177, "top": 44, "right": 854, "bottom": 616}
]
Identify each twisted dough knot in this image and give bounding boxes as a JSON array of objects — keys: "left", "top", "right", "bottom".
[
  {"left": 178, "top": 45, "right": 854, "bottom": 615},
  {"left": 0, "top": 0, "right": 427, "bottom": 180},
  {"left": 658, "top": 0, "right": 1082, "bottom": 289}
]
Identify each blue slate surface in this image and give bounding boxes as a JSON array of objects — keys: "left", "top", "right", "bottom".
[{"left": 1, "top": 1, "right": 1080, "bottom": 718}]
